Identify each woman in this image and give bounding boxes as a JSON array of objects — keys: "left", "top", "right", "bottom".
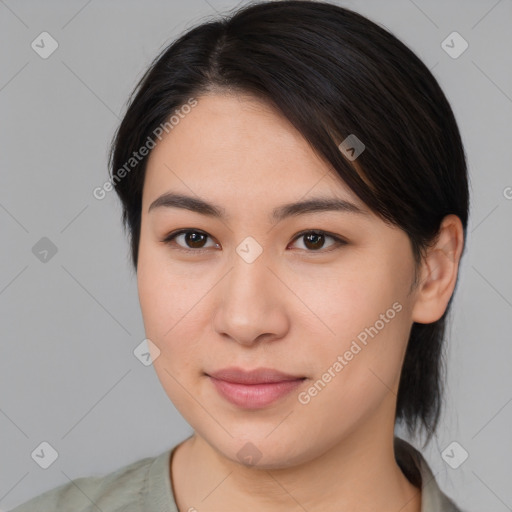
[{"left": 11, "top": 1, "right": 468, "bottom": 511}]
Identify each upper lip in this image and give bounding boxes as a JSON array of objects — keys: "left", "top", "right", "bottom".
[{"left": 207, "top": 367, "right": 305, "bottom": 384}]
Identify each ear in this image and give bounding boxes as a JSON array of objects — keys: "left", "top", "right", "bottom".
[{"left": 411, "top": 214, "right": 465, "bottom": 324}]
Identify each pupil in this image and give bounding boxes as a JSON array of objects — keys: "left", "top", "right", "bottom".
[
  {"left": 305, "top": 233, "right": 324, "bottom": 250},
  {"left": 186, "top": 232, "right": 206, "bottom": 248}
]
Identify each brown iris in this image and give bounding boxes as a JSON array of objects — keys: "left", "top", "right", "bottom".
[
  {"left": 185, "top": 231, "right": 208, "bottom": 248},
  {"left": 302, "top": 232, "right": 326, "bottom": 250}
]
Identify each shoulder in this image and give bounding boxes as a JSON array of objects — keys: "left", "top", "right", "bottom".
[
  {"left": 9, "top": 450, "right": 169, "bottom": 512},
  {"left": 394, "top": 436, "right": 465, "bottom": 512}
]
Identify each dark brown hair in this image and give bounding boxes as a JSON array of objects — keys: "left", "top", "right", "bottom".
[{"left": 108, "top": 0, "right": 469, "bottom": 445}]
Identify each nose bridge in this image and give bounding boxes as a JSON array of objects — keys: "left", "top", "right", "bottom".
[
  {"left": 226, "top": 243, "right": 272, "bottom": 312},
  {"left": 226, "top": 231, "right": 272, "bottom": 297},
  {"left": 212, "top": 243, "right": 288, "bottom": 345}
]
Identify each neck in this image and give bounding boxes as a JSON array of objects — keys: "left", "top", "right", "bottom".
[{"left": 170, "top": 420, "right": 422, "bottom": 512}]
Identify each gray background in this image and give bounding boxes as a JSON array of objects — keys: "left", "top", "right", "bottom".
[{"left": 1, "top": 0, "right": 511, "bottom": 510}]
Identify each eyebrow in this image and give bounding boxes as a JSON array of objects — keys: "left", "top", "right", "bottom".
[{"left": 148, "top": 192, "right": 369, "bottom": 223}]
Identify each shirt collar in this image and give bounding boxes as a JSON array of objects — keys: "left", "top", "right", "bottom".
[{"left": 394, "top": 436, "right": 462, "bottom": 512}]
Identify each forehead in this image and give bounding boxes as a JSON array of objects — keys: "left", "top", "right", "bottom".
[{"left": 143, "top": 92, "right": 364, "bottom": 211}]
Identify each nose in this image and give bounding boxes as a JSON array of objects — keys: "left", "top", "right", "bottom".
[{"left": 211, "top": 251, "right": 290, "bottom": 346}]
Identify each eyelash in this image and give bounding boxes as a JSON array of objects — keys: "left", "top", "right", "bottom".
[{"left": 161, "top": 229, "right": 347, "bottom": 254}]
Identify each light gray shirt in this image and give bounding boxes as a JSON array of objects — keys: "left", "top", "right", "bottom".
[{"left": 9, "top": 436, "right": 463, "bottom": 511}]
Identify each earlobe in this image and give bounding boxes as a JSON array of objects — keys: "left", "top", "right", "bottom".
[{"left": 411, "top": 214, "right": 465, "bottom": 324}]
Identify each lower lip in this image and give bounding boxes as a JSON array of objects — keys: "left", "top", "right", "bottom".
[{"left": 208, "top": 376, "right": 305, "bottom": 409}]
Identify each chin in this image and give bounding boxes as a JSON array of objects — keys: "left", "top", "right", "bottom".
[{"left": 205, "top": 434, "right": 312, "bottom": 470}]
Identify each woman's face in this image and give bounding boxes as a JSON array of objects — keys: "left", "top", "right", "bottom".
[{"left": 137, "top": 93, "right": 421, "bottom": 467}]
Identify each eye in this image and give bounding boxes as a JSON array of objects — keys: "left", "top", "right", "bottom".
[
  {"left": 162, "top": 229, "right": 219, "bottom": 252},
  {"left": 161, "top": 229, "right": 347, "bottom": 254},
  {"left": 289, "top": 230, "right": 347, "bottom": 252}
]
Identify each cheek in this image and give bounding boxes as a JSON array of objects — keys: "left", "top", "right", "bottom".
[
  {"left": 290, "top": 255, "right": 406, "bottom": 346},
  {"left": 136, "top": 239, "right": 216, "bottom": 361},
  {"left": 137, "top": 237, "right": 194, "bottom": 337},
  {"left": 138, "top": 270, "right": 203, "bottom": 354},
  {"left": 295, "top": 281, "right": 411, "bottom": 443},
  {"left": 137, "top": 256, "right": 208, "bottom": 411},
  {"left": 295, "top": 257, "right": 412, "bottom": 394}
]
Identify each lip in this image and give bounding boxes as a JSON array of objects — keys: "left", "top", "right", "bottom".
[
  {"left": 207, "top": 366, "right": 304, "bottom": 384},
  {"left": 206, "top": 367, "right": 306, "bottom": 409}
]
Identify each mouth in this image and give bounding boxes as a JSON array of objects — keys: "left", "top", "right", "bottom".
[
  {"left": 206, "top": 366, "right": 306, "bottom": 384},
  {"left": 205, "top": 367, "right": 307, "bottom": 409}
]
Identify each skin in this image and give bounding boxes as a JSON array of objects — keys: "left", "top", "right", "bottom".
[{"left": 137, "top": 92, "right": 464, "bottom": 512}]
